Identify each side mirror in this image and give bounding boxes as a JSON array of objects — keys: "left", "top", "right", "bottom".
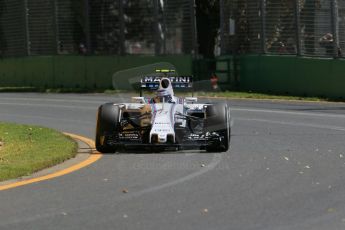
[
  {"left": 131, "top": 97, "right": 145, "bottom": 103},
  {"left": 185, "top": 97, "right": 198, "bottom": 103}
]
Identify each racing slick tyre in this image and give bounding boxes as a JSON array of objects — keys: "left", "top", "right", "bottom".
[
  {"left": 205, "top": 103, "right": 231, "bottom": 152},
  {"left": 95, "top": 103, "right": 120, "bottom": 153}
]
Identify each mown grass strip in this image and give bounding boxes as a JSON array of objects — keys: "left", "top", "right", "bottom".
[
  {"left": 192, "top": 91, "right": 331, "bottom": 102},
  {"left": 1, "top": 87, "right": 344, "bottom": 102},
  {"left": 0, "top": 122, "right": 77, "bottom": 182}
]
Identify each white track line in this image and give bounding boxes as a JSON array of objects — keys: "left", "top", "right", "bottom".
[
  {"left": 237, "top": 117, "right": 345, "bottom": 132},
  {"left": 232, "top": 107, "right": 345, "bottom": 119}
]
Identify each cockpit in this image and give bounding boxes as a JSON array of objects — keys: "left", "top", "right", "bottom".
[{"left": 152, "top": 78, "right": 175, "bottom": 103}]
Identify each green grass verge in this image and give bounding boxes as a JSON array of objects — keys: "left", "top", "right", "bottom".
[
  {"left": 104, "top": 90, "right": 341, "bottom": 102},
  {"left": 0, "top": 122, "right": 77, "bottom": 182},
  {"left": 0, "top": 87, "right": 108, "bottom": 93},
  {"left": 192, "top": 91, "right": 332, "bottom": 102},
  {"left": 1, "top": 87, "right": 344, "bottom": 102}
]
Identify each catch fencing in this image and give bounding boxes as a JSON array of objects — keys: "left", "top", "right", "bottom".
[
  {"left": 0, "top": 0, "right": 196, "bottom": 57},
  {"left": 220, "top": 0, "right": 345, "bottom": 58}
]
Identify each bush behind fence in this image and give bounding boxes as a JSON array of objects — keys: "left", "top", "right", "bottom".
[{"left": 220, "top": 0, "right": 345, "bottom": 58}]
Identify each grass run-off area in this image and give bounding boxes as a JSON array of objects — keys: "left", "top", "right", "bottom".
[
  {"left": 192, "top": 91, "right": 331, "bottom": 102},
  {"left": 0, "top": 122, "right": 77, "bottom": 182},
  {"left": 0, "top": 87, "right": 344, "bottom": 102}
]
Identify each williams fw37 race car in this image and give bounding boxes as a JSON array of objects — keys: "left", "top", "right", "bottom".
[{"left": 95, "top": 71, "right": 231, "bottom": 153}]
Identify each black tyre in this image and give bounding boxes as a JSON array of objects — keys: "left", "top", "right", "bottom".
[
  {"left": 205, "top": 103, "right": 231, "bottom": 152},
  {"left": 95, "top": 103, "right": 120, "bottom": 153}
]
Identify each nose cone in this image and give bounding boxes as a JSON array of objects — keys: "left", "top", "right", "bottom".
[
  {"left": 149, "top": 103, "right": 176, "bottom": 144},
  {"left": 158, "top": 134, "right": 167, "bottom": 143}
]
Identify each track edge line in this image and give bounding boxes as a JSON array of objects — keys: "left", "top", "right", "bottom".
[{"left": 0, "top": 133, "right": 102, "bottom": 191}]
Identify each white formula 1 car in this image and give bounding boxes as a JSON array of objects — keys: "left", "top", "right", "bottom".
[{"left": 95, "top": 71, "right": 231, "bottom": 153}]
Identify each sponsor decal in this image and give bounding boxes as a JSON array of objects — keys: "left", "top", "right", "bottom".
[
  {"left": 141, "top": 76, "right": 191, "bottom": 83},
  {"left": 119, "top": 132, "right": 140, "bottom": 140},
  {"left": 140, "top": 76, "right": 193, "bottom": 89}
]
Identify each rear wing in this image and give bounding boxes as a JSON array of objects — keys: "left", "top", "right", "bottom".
[
  {"left": 140, "top": 76, "right": 193, "bottom": 90},
  {"left": 140, "top": 69, "right": 192, "bottom": 90}
]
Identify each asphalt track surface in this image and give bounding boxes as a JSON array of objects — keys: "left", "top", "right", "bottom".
[{"left": 0, "top": 93, "right": 345, "bottom": 230}]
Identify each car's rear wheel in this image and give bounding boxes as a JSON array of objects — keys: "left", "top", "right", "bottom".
[
  {"left": 205, "top": 103, "right": 231, "bottom": 152},
  {"left": 95, "top": 103, "right": 120, "bottom": 153}
]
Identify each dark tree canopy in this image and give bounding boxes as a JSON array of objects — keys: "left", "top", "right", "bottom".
[{"left": 196, "top": 0, "right": 220, "bottom": 58}]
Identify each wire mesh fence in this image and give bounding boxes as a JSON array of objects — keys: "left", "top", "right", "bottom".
[
  {"left": 339, "top": 0, "right": 345, "bottom": 54},
  {"left": 221, "top": 0, "right": 345, "bottom": 58},
  {"left": 0, "top": 0, "right": 27, "bottom": 56},
  {"left": 264, "top": 0, "right": 296, "bottom": 54},
  {"left": 27, "top": 0, "right": 57, "bottom": 55},
  {"left": 0, "top": 0, "right": 196, "bottom": 57}
]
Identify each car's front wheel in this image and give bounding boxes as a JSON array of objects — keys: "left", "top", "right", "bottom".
[{"left": 95, "top": 103, "right": 120, "bottom": 153}]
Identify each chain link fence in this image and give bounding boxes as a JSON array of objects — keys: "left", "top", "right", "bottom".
[
  {"left": 0, "top": 0, "right": 27, "bottom": 56},
  {"left": 221, "top": 0, "right": 345, "bottom": 58},
  {"left": 0, "top": 0, "right": 196, "bottom": 57}
]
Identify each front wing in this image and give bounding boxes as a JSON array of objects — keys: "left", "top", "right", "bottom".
[{"left": 102, "top": 131, "right": 224, "bottom": 151}]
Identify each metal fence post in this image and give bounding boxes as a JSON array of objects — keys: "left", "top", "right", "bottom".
[
  {"left": 23, "top": 0, "right": 30, "bottom": 56},
  {"left": 161, "top": 2, "right": 167, "bottom": 55},
  {"left": 219, "top": 0, "right": 225, "bottom": 55},
  {"left": 118, "top": 0, "right": 125, "bottom": 55},
  {"left": 260, "top": 0, "right": 266, "bottom": 54},
  {"left": 53, "top": 0, "right": 59, "bottom": 54},
  {"left": 294, "top": 0, "right": 301, "bottom": 56},
  {"left": 331, "top": 0, "right": 339, "bottom": 58},
  {"left": 84, "top": 0, "right": 91, "bottom": 54},
  {"left": 190, "top": 0, "right": 198, "bottom": 57},
  {"left": 153, "top": 0, "right": 160, "bottom": 55}
]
